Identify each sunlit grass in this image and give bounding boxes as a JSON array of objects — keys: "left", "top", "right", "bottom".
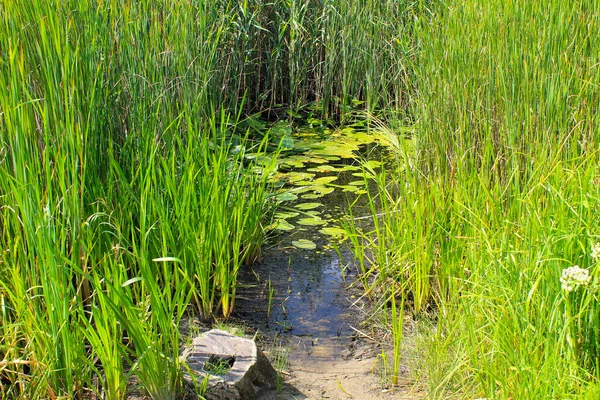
[
  {"left": 341, "top": 0, "right": 600, "bottom": 397},
  {"left": 0, "top": 2, "right": 279, "bottom": 397},
  {"left": 0, "top": 0, "right": 414, "bottom": 396},
  {"left": 4, "top": 0, "right": 599, "bottom": 398}
]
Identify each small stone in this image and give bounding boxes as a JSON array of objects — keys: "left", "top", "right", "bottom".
[{"left": 181, "top": 329, "right": 278, "bottom": 399}]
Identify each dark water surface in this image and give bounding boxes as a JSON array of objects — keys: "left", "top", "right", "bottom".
[{"left": 235, "top": 127, "right": 386, "bottom": 359}]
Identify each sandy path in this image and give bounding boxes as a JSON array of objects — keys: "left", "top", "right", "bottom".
[{"left": 258, "top": 337, "right": 424, "bottom": 400}]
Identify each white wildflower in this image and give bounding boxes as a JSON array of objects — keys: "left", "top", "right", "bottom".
[
  {"left": 591, "top": 243, "right": 600, "bottom": 261},
  {"left": 560, "top": 265, "right": 591, "bottom": 292}
]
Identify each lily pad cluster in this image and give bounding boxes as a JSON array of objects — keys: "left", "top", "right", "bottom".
[{"left": 267, "top": 127, "right": 385, "bottom": 249}]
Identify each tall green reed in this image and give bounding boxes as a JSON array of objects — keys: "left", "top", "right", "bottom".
[
  {"left": 340, "top": 0, "right": 600, "bottom": 395},
  {"left": 0, "top": 1, "right": 280, "bottom": 398}
]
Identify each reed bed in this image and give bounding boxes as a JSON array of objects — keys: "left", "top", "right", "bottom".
[
  {"left": 0, "top": 0, "right": 414, "bottom": 397},
  {"left": 4, "top": 0, "right": 600, "bottom": 398},
  {"left": 343, "top": 0, "right": 600, "bottom": 397}
]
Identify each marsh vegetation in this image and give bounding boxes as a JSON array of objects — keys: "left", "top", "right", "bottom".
[{"left": 1, "top": 0, "right": 600, "bottom": 399}]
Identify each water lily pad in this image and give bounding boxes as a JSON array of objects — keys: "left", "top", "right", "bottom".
[
  {"left": 297, "top": 216, "right": 327, "bottom": 226},
  {"left": 274, "top": 211, "right": 300, "bottom": 219},
  {"left": 341, "top": 185, "right": 358, "bottom": 192},
  {"left": 314, "top": 176, "right": 338, "bottom": 185},
  {"left": 348, "top": 180, "right": 366, "bottom": 186},
  {"left": 294, "top": 180, "right": 315, "bottom": 186},
  {"left": 347, "top": 131, "right": 376, "bottom": 144},
  {"left": 296, "top": 131, "right": 321, "bottom": 138},
  {"left": 267, "top": 172, "right": 287, "bottom": 184},
  {"left": 284, "top": 172, "right": 316, "bottom": 183},
  {"left": 292, "top": 239, "right": 317, "bottom": 250},
  {"left": 280, "top": 155, "right": 328, "bottom": 168},
  {"left": 295, "top": 202, "right": 323, "bottom": 211},
  {"left": 312, "top": 185, "right": 335, "bottom": 195},
  {"left": 311, "top": 145, "right": 357, "bottom": 159},
  {"left": 279, "top": 158, "right": 307, "bottom": 169},
  {"left": 306, "top": 164, "right": 358, "bottom": 173},
  {"left": 319, "top": 227, "right": 348, "bottom": 238},
  {"left": 307, "top": 165, "right": 338, "bottom": 173},
  {"left": 319, "top": 227, "right": 346, "bottom": 237},
  {"left": 291, "top": 186, "right": 315, "bottom": 194},
  {"left": 275, "top": 220, "right": 295, "bottom": 231},
  {"left": 302, "top": 193, "right": 323, "bottom": 199},
  {"left": 276, "top": 192, "right": 298, "bottom": 202}
]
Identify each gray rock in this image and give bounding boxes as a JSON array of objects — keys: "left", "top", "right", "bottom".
[{"left": 181, "top": 329, "right": 278, "bottom": 399}]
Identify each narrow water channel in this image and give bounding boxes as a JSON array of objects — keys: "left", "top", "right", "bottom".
[{"left": 235, "top": 127, "right": 385, "bottom": 364}]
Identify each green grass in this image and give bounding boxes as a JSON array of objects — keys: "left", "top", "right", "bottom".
[
  {"left": 340, "top": 0, "right": 600, "bottom": 397},
  {"left": 0, "top": 0, "right": 414, "bottom": 397},
  {"left": 3, "top": 0, "right": 600, "bottom": 398},
  {"left": 0, "top": 1, "right": 278, "bottom": 397}
]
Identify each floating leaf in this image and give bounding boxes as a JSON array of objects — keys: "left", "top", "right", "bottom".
[
  {"left": 302, "top": 193, "right": 323, "bottom": 199},
  {"left": 308, "top": 164, "right": 359, "bottom": 173},
  {"left": 348, "top": 180, "right": 366, "bottom": 186},
  {"left": 280, "top": 155, "right": 327, "bottom": 168},
  {"left": 307, "top": 165, "right": 337, "bottom": 173},
  {"left": 276, "top": 192, "right": 298, "bottom": 202},
  {"left": 295, "top": 202, "right": 323, "bottom": 210},
  {"left": 275, "top": 220, "right": 295, "bottom": 231},
  {"left": 313, "top": 186, "right": 335, "bottom": 195},
  {"left": 297, "top": 217, "right": 327, "bottom": 226},
  {"left": 284, "top": 172, "right": 316, "bottom": 183},
  {"left": 292, "top": 186, "right": 315, "bottom": 194},
  {"left": 292, "top": 239, "right": 317, "bottom": 250},
  {"left": 274, "top": 211, "right": 299, "bottom": 219},
  {"left": 311, "top": 145, "right": 357, "bottom": 159},
  {"left": 294, "top": 180, "right": 315, "bottom": 186},
  {"left": 280, "top": 158, "right": 307, "bottom": 168},
  {"left": 305, "top": 210, "right": 322, "bottom": 217},
  {"left": 314, "top": 176, "right": 338, "bottom": 185},
  {"left": 347, "top": 130, "right": 376, "bottom": 144},
  {"left": 296, "top": 131, "right": 320, "bottom": 138},
  {"left": 319, "top": 227, "right": 348, "bottom": 238}
]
